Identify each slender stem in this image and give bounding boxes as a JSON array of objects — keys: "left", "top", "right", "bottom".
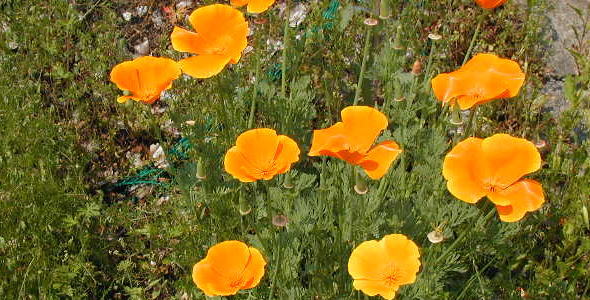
[
  {"left": 435, "top": 207, "right": 495, "bottom": 264},
  {"left": 423, "top": 40, "right": 436, "bottom": 88},
  {"left": 462, "top": 13, "right": 486, "bottom": 66},
  {"left": 248, "top": 60, "right": 261, "bottom": 128},
  {"left": 280, "top": 0, "right": 290, "bottom": 99},
  {"left": 267, "top": 233, "right": 282, "bottom": 300},
  {"left": 353, "top": 26, "right": 373, "bottom": 106},
  {"left": 463, "top": 105, "right": 478, "bottom": 138}
]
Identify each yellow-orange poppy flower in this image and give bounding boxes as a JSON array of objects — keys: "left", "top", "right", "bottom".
[
  {"left": 431, "top": 53, "right": 525, "bottom": 110},
  {"left": 308, "top": 106, "right": 402, "bottom": 180},
  {"left": 109, "top": 56, "right": 181, "bottom": 104},
  {"left": 443, "top": 134, "right": 545, "bottom": 222},
  {"left": 348, "top": 234, "right": 421, "bottom": 300},
  {"left": 192, "top": 240, "right": 266, "bottom": 296},
  {"left": 224, "top": 128, "right": 300, "bottom": 182},
  {"left": 475, "top": 0, "right": 508, "bottom": 9},
  {"left": 170, "top": 4, "right": 248, "bottom": 78},
  {"left": 230, "top": 0, "right": 276, "bottom": 13}
]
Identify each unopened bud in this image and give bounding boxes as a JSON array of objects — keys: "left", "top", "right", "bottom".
[
  {"left": 272, "top": 215, "right": 289, "bottom": 227},
  {"left": 282, "top": 173, "right": 294, "bottom": 189},
  {"left": 427, "top": 230, "right": 444, "bottom": 243},
  {"left": 411, "top": 60, "right": 422, "bottom": 75},
  {"left": 379, "top": 0, "right": 391, "bottom": 19},
  {"left": 449, "top": 102, "right": 463, "bottom": 125},
  {"left": 239, "top": 191, "right": 251, "bottom": 215},
  {"left": 428, "top": 33, "right": 442, "bottom": 40},
  {"left": 196, "top": 158, "right": 206, "bottom": 180},
  {"left": 582, "top": 205, "right": 589, "bottom": 230},
  {"left": 354, "top": 169, "right": 368, "bottom": 195},
  {"left": 364, "top": 18, "right": 378, "bottom": 26}
]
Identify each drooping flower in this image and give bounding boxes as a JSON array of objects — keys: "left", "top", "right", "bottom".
[
  {"left": 170, "top": 4, "right": 248, "bottom": 78},
  {"left": 109, "top": 56, "right": 181, "bottom": 104},
  {"left": 224, "top": 128, "right": 300, "bottom": 182},
  {"left": 431, "top": 53, "right": 525, "bottom": 110},
  {"left": 443, "top": 134, "right": 545, "bottom": 222},
  {"left": 192, "top": 241, "right": 266, "bottom": 296},
  {"left": 474, "top": 0, "right": 508, "bottom": 9},
  {"left": 230, "top": 0, "right": 276, "bottom": 14},
  {"left": 348, "top": 234, "right": 421, "bottom": 300},
  {"left": 308, "top": 106, "right": 402, "bottom": 179}
]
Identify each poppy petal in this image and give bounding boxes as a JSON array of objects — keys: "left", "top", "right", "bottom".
[
  {"left": 348, "top": 240, "right": 390, "bottom": 280},
  {"left": 493, "top": 179, "right": 545, "bottom": 222},
  {"left": 230, "top": 0, "right": 249, "bottom": 7},
  {"left": 238, "top": 247, "right": 266, "bottom": 290},
  {"left": 475, "top": 0, "right": 509, "bottom": 9},
  {"left": 179, "top": 55, "right": 232, "bottom": 79},
  {"left": 308, "top": 123, "right": 349, "bottom": 156},
  {"left": 432, "top": 54, "right": 524, "bottom": 110},
  {"left": 193, "top": 260, "right": 239, "bottom": 296},
  {"left": 117, "top": 95, "right": 136, "bottom": 103},
  {"left": 170, "top": 26, "right": 210, "bottom": 54},
  {"left": 480, "top": 134, "right": 541, "bottom": 188},
  {"left": 352, "top": 279, "right": 397, "bottom": 300},
  {"left": 206, "top": 241, "right": 253, "bottom": 280},
  {"left": 188, "top": 4, "right": 248, "bottom": 40},
  {"left": 341, "top": 106, "right": 388, "bottom": 154},
  {"left": 381, "top": 234, "right": 421, "bottom": 285},
  {"left": 235, "top": 128, "right": 281, "bottom": 170},
  {"left": 183, "top": 4, "right": 248, "bottom": 60},
  {"left": 110, "top": 61, "right": 141, "bottom": 93},
  {"left": 442, "top": 138, "right": 488, "bottom": 203},
  {"left": 110, "top": 56, "right": 181, "bottom": 103},
  {"left": 359, "top": 141, "right": 402, "bottom": 179},
  {"left": 224, "top": 147, "right": 259, "bottom": 182},
  {"left": 431, "top": 73, "right": 465, "bottom": 104},
  {"left": 247, "top": 0, "right": 276, "bottom": 13},
  {"left": 273, "top": 135, "right": 301, "bottom": 174}
]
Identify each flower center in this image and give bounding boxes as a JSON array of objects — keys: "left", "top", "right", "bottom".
[
  {"left": 385, "top": 273, "right": 399, "bottom": 287},
  {"left": 383, "top": 264, "right": 402, "bottom": 287},
  {"left": 230, "top": 278, "right": 243, "bottom": 288}
]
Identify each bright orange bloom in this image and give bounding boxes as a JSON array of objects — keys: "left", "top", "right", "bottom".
[
  {"left": 431, "top": 53, "right": 525, "bottom": 110},
  {"left": 192, "top": 241, "right": 266, "bottom": 296},
  {"left": 109, "top": 56, "right": 181, "bottom": 104},
  {"left": 443, "top": 134, "right": 545, "bottom": 222},
  {"left": 230, "top": 0, "right": 276, "bottom": 13},
  {"left": 308, "top": 106, "right": 402, "bottom": 180},
  {"left": 224, "top": 128, "right": 300, "bottom": 182},
  {"left": 170, "top": 4, "right": 248, "bottom": 78},
  {"left": 348, "top": 234, "right": 421, "bottom": 300},
  {"left": 474, "top": 0, "right": 508, "bottom": 9}
]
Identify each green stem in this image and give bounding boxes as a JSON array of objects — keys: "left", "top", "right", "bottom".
[
  {"left": 267, "top": 233, "right": 282, "bottom": 300},
  {"left": 462, "top": 13, "right": 486, "bottom": 66},
  {"left": 280, "top": 0, "right": 290, "bottom": 99},
  {"left": 353, "top": 26, "right": 373, "bottom": 106},
  {"left": 435, "top": 207, "right": 495, "bottom": 264},
  {"left": 423, "top": 39, "right": 436, "bottom": 88},
  {"left": 464, "top": 105, "right": 478, "bottom": 138},
  {"left": 248, "top": 59, "right": 261, "bottom": 129}
]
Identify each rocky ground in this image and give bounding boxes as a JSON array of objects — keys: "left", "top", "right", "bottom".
[{"left": 517, "top": 0, "right": 589, "bottom": 114}]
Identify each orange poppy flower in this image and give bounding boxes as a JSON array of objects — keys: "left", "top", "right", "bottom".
[
  {"left": 109, "top": 56, "right": 181, "bottom": 104},
  {"left": 192, "top": 240, "right": 266, "bottom": 296},
  {"left": 474, "top": 0, "right": 508, "bottom": 9},
  {"left": 431, "top": 53, "right": 524, "bottom": 110},
  {"left": 308, "top": 106, "right": 402, "bottom": 180},
  {"left": 224, "top": 128, "right": 300, "bottom": 182},
  {"left": 348, "top": 234, "right": 421, "bottom": 300},
  {"left": 230, "top": 0, "right": 276, "bottom": 13},
  {"left": 170, "top": 4, "right": 248, "bottom": 78},
  {"left": 443, "top": 134, "right": 545, "bottom": 222}
]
